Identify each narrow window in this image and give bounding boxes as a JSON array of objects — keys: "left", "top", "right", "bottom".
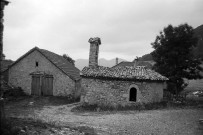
[
  {"left": 129, "top": 87, "right": 137, "bottom": 102},
  {"left": 36, "top": 61, "right": 39, "bottom": 67}
]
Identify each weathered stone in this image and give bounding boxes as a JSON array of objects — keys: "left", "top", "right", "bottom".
[
  {"left": 122, "top": 94, "right": 128, "bottom": 98},
  {"left": 88, "top": 37, "right": 101, "bottom": 68},
  {"left": 8, "top": 50, "right": 76, "bottom": 96},
  {"left": 81, "top": 37, "right": 166, "bottom": 107},
  {"left": 81, "top": 78, "right": 165, "bottom": 106}
]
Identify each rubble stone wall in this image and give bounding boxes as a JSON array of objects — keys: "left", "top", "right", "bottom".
[
  {"left": 81, "top": 78, "right": 165, "bottom": 107},
  {"left": 8, "top": 50, "right": 75, "bottom": 96},
  {"left": 89, "top": 43, "right": 99, "bottom": 67}
]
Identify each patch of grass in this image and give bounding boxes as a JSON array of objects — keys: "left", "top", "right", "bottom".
[
  {"left": 3, "top": 87, "right": 29, "bottom": 101},
  {"left": 73, "top": 126, "right": 97, "bottom": 135},
  {"left": 5, "top": 95, "right": 79, "bottom": 110},
  {"left": 1, "top": 117, "right": 97, "bottom": 135},
  {"left": 3, "top": 87, "right": 80, "bottom": 104},
  {"left": 72, "top": 99, "right": 203, "bottom": 112},
  {"left": 71, "top": 101, "right": 168, "bottom": 112},
  {"left": 43, "top": 96, "right": 79, "bottom": 106}
]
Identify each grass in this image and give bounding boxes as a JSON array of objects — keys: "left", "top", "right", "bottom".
[
  {"left": 1, "top": 117, "right": 96, "bottom": 135},
  {"left": 185, "top": 79, "right": 203, "bottom": 91},
  {"left": 3, "top": 94, "right": 96, "bottom": 135},
  {"left": 71, "top": 101, "right": 165, "bottom": 112},
  {"left": 71, "top": 98, "right": 203, "bottom": 113}
]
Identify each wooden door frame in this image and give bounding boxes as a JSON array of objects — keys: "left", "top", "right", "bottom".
[
  {"left": 31, "top": 72, "right": 53, "bottom": 96},
  {"left": 31, "top": 75, "right": 42, "bottom": 96},
  {"left": 127, "top": 84, "right": 141, "bottom": 102},
  {"left": 42, "top": 75, "right": 53, "bottom": 96}
]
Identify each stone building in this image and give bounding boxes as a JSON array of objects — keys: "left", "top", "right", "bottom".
[
  {"left": 1, "top": 54, "right": 13, "bottom": 85},
  {"left": 80, "top": 37, "right": 168, "bottom": 107},
  {"left": 1, "top": 54, "right": 13, "bottom": 73},
  {"left": 6, "top": 47, "right": 81, "bottom": 97},
  {"left": 112, "top": 58, "right": 154, "bottom": 69}
]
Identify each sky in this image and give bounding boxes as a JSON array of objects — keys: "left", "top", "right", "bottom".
[{"left": 3, "top": 0, "right": 203, "bottom": 61}]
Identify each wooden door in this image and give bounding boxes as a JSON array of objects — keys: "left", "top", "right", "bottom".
[
  {"left": 42, "top": 76, "right": 53, "bottom": 96},
  {"left": 31, "top": 76, "right": 41, "bottom": 95}
]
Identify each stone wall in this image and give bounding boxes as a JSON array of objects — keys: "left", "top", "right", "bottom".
[
  {"left": 81, "top": 78, "right": 165, "bottom": 107},
  {"left": 8, "top": 50, "right": 75, "bottom": 96},
  {"left": 88, "top": 37, "right": 101, "bottom": 68},
  {"left": 89, "top": 43, "right": 99, "bottom": 67}
]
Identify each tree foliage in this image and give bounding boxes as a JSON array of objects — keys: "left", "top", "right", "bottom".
[
  {"left": 151, "top": 23, "right": 203, "bottom": 94},
  {"left": 193, "top": 24, "right": 203, "bottom": 59},
  {"left": 63, "top": 54, "right": 75, "bottom": 65}
]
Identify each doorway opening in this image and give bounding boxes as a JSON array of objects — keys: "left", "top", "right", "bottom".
[
  {"left": 129, "top": 87, "right": 137, "bottom": 102},
  {"left": 31, "top": 74, "right": 53, "bottom": 96}
]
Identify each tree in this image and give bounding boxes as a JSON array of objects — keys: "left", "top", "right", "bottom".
[
  {"left": 0, "top": 0, "right": 9, "bottom": 132},
  {"left": 151, "top": 23, "right": 203, "bottom": 95},
  {"left": 63, "top": 54, "right": 75, "bottom": 65}
]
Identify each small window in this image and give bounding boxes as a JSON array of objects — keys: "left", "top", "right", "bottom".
[
  {"left": 36, "top": 61, "right": 39, "bottom": 67},
  {"left": 129, "top": 87, "right": 137, "bottom": 102}
]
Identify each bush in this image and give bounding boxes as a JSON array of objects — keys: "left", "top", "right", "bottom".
[
  {"left": 3, "top": 87, "right": 27, "bottom": 100},
  {"left": 71, "top": 101, "right": 168, "bottom": 112},
  {"left": 0, "top": 119, "right": 21, "bottom": 135}
]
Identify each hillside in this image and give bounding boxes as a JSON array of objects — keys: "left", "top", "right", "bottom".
[
  {"left": 75, "top": 25, "right": 203, "bottom": 70},
  {"left": 185, "top": 79, "right": 203, "bottom": 92},
  {"left": 138, "top": 24, "right": 203, "bottom": 61},
  {"left": 139, "top": 53, "right": 153, "bottom": 61}
]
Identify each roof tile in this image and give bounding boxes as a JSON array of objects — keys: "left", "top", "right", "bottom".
[
  {"left": 38, "top": 48, "right": 80, "bottom": 81},
  {"left": 6, "top": 47, "right": 80, "bottom": 81},
  {"left": 81, "top": 66, "right": 168, "bottom": 81}
]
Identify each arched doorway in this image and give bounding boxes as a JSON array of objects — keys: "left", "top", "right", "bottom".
[{"left": 129, "top": 87, "right": 137, "bottom": 102}]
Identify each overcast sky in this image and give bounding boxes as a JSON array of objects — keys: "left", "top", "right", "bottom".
[{"left": 3, "top": 0, "right": 203, "bottom": 61}]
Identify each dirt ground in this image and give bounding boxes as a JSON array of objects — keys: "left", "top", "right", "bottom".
[{"left": 5, "top": 96, "right": 203, "bottom": 135}]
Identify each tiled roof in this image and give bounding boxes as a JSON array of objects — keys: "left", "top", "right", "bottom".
[
  {"left": 112, "top": 61, "right": 154, "bottom": 69},
  {"left": 38, "top": 48, "right": 80, "bottom": 81},
  {"left": 113, "top": 61, "right": 134, "bottom": 67},
  {"left": 81, "top": 66, "right": 168, "bottom": 81},
  {"left": 7, "top": 47, "right": 80, "bottom": 81}
]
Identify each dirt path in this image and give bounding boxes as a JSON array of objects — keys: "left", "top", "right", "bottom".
[
  {"left": 33, "top": 104, "right": 203, "bottom": 135},
  {"left": 5, "top": 98, "right": 203, "bottom": 135}
]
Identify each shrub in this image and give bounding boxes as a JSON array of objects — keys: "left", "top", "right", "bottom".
[
  {"left": 3, "top": 87, "right": 27, "bottom": 101},
  {"left": 71, "top": 101, "right": 168, "bottom": 112},
  {"left": 0, "top": 119, "right": 21, "bottom": 135}
]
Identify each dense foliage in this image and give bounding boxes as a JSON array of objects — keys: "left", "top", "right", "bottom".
[
  {"left": 62, "top": 54, "right": 75, "bottom": 65},
  {"left": 193, "top": 24, "right": 203, "bottom": 59},
  {"left": 151, "top": 24, "right": 203, "bottom": 94}
]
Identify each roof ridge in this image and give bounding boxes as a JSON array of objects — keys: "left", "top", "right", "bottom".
[
  {"left": 6, "top": 47, "right": 80, "bottom": 81},
  {"left": 37, "top": 48, "right": 80, "bottom": 80},
  {"left": 81, "top": 66, "right": 168, "bottom": 81}
]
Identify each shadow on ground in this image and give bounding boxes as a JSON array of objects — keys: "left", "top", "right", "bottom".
[{"left": 5, "top": 96, "right": 79, "bottom": 118}]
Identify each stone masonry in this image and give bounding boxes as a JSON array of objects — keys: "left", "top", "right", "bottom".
[
  {"left": 81, "top": 78, "right": 166, "bottom": 107},
  {"left": 88, "top": 37, "right": 101, "bottom": 68},
  {"left": 80, "top": 37, "right": 168, "bottom": 107},
  {"left": 8, "top": 50, "right": 76, "bottom": 96}
]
